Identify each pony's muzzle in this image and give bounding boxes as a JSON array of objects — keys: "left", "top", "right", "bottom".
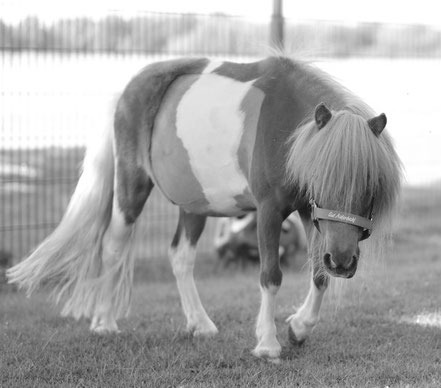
[{"left": 323, "top": 250, "right": 359, "bottom": 278}]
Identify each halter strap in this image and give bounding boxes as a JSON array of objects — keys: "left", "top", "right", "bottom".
[{"left": 310, "top": 198, "right": 374, "bottom": 241}]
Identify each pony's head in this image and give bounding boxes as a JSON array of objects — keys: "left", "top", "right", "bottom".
[{"left": 287, "top": 103, "right": 402, "bottom": 278}]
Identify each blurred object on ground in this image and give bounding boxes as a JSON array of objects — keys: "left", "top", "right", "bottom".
[
  {"left": 214, "top": 212, "right": 307, "bottom": 268},
  {"left": 0, "top": 249, "right": 15, "bottom": 291}
]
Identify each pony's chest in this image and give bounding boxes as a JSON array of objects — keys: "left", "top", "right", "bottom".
[{"left": 151, "top": 73, "right": 265, "bottom": 214}]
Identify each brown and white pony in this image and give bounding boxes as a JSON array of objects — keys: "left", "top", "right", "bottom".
[{"left": 8, "top": 57, "right": 402, "bottom": 361}]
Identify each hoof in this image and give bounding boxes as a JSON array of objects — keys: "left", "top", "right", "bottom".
[
  {"left": 288, "top": 325, "right": 305, "bottom": 347},
  {"left": 193, "top": 326, "right": 219, "bottom": 337},
  {"left": 286, "top": 313, "right": 316, "bottom": 345},
  {"left": 91, "top": 325, "right": 121, "bottom": 335},
  {"left": 90, "top": 317, "right": 120, "bottom": 334},
  {"left": 252, "top": 343, "right": 282, "bottom": 360},
  {"left": 187, "top": 320, "right": 219, "bottom": 337}
]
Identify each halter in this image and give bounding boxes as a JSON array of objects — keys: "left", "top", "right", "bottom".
[{"left": 309, "top": 198, "right": 374, "bottom": 241}]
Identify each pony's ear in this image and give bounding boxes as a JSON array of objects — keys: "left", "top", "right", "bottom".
[
  {"left": 315, "top": 103, "right": 332, "bottom": 129},
  {"left": 368, "top": 113, "right": 387, "bottom": 136}
]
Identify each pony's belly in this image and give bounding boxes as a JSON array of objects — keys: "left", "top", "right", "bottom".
[{"left": 151, "top": 73, "right": 264, "bottom": 215}]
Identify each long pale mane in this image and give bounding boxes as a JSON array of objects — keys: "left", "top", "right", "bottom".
[{"left": 285, "top": 63, "right": 403, "bottom": 238}]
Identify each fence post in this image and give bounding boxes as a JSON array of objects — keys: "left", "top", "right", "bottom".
[{"left": 270, "top": 0, "right": 284, "bottom": 50}]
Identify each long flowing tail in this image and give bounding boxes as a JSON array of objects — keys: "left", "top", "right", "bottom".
[{"left": 7, "top": 124, "right": 116, "bottom": 319}]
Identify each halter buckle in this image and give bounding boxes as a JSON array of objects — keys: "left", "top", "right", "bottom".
[{"left": 309, "top": 198, "right": 321, "bottom": 232}]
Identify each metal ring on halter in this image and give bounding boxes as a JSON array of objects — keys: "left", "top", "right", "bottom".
[{"left": 309, "top": 198, "right": 374, "bottom": 241}]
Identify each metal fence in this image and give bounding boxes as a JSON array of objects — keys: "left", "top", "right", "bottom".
[
  {"left": 1, "top": 12, "right": 266, "bottom": 262},
  {"left": 1, "top": 10, "right": 440, "bottom": 262}
]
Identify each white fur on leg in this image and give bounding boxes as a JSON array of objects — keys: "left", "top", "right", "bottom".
[
  {"left": 286, "top": 279, "right": 327, "bottom": 343},
  {"left": 169, "top": 238, "right": 218, "bottom": 337},
  {"left": 90, "top": 201, "right": 133, "bottom": 334},
  {"left": 90, "top": 314, "right": 119, "bottom": 334},
  {"left": 252, "top": 285, "right": 281, "bottom": 359}
]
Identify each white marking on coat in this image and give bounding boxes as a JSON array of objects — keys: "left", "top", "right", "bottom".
[
  {"left": 286, "top": 278, "right": 326, "bottom": 342},
  {"left": 253, "top": 285, "right": 282, "bottom": 358},
  {"left": 169, "top": 237, "right": 218, "bottom": 335},
  {"left": 175, "top": 74, "right": 258, "bottom": 212},
  {"left": 202, "top": 61, "right": 223, "bottom": 74}
]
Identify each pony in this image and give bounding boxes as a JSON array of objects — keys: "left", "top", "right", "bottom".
[{"left": 8, "top": 56, "right": 402, "bottom": 361}]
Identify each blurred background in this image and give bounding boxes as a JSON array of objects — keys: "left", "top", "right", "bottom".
[{"left": 1, "top": 0, "right": 440, "bottom": 266}]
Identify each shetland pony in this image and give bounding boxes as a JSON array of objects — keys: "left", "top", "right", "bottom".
[{"left": 8, "top": 57, "right": 402, "bottom": 360}]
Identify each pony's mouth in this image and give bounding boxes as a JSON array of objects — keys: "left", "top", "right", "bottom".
[{"left": 323, "top": 253, "right": 358, "bottom": 279}]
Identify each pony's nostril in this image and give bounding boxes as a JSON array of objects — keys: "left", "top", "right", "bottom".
[
  {"left": 347, "top": 255, "right": 358, "bottom": 269},
  {"left": 352, "top": 255, "right": 357, "bottom": 265},
  {"left": 324, "top": 253, "right": 334, "bottom": 268}
]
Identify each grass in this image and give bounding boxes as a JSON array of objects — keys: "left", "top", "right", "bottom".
[{"left": 1, "top": 161, "right": 441, "bottom": 386}]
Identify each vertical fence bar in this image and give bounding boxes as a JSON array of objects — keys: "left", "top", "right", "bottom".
[{"left": 270, "top": 0, "right": 284, "bottom": 50}]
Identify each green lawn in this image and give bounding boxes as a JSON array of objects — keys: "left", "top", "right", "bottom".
[{"left": 1, "top": 175, "right": 441, "bottom": 386}]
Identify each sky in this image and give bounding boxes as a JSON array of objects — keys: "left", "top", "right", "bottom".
[{"left": 2, "top": 0, "right": 441, "bottom": 26}]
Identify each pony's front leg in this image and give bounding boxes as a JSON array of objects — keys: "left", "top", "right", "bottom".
[
  {"left": 252, "top": 202, "right": 283, "bottom": 360},
  {"left": 286, "top": 268, "right": 328, "bottom": 345},
  {"left": 286, "top": 209, "right": 329, "bottom": 344}
]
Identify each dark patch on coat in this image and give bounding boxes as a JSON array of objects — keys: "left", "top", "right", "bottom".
[
  {"left": 116, "top": 163, "right": 153, "bottom": 224},
  {"left": 288, "top": 324, "right": 306, "bottom": 347},
  {"left": 257, "top": 203, "right": 284, "bottom": 288},
  {"left": 151, "top": 74, "right": 210, "bottom": 211},
  {"left": 233, "top": 193, "right": 257, "bottom": 212},
  {"left": 260, "top": 265, "right": 283, "bottom": 288},
  {"left": 171, "top": 210, "right": 207, "bottom": 248},
  {"left": 214, "top": 60, "right": 264, "bottom": 82},
  {"left": 237, "top": 83, "right": 265, "bottom": 181},
  {"left": 313, "top": 263, "right": 329, "bottom": 289},
  {"left": 114, "top": 58, "right": 209, "bottom": 163},
  {"left": 113, "top": 58, "right": 209, "bottom": 223}
]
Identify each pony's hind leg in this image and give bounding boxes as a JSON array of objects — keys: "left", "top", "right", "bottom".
[
  {"left": 169, "top": 210, "right": 218, "bottom": 337},
  {"left": 91, "top": 166, "right": 153, "bottom": 334}
]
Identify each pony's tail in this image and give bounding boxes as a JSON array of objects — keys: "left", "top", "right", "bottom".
[{"left": 7, "top": 123, "right": 116, "bottom": 319}]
